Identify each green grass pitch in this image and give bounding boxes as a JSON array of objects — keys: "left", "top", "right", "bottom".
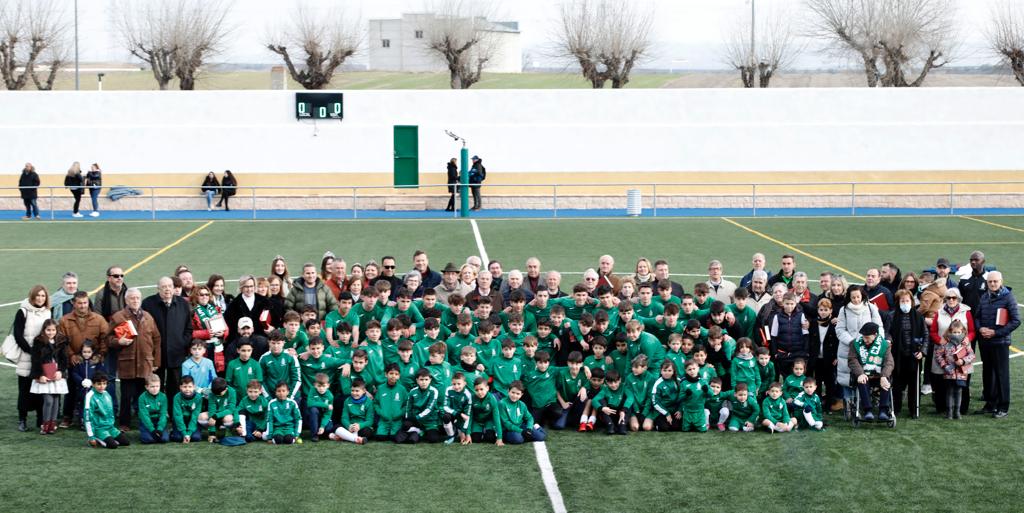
[{"left": 1, "top": 216, "right": 1022, "bottom": 513}]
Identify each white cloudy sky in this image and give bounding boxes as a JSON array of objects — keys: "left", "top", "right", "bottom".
[{"left": 72, "top": 0, "right": 1002, "bottom": 70}]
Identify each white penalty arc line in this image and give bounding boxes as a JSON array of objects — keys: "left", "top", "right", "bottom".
[{"left": 470, "top": 218, "right": 566, "bottom": 513}]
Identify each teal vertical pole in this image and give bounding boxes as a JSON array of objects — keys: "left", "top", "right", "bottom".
[{"left": 459, "top": 147, "right": 470, "bottom": 217}]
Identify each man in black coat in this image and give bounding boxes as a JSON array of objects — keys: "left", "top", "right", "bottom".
[{"left": 142, "top": 277, "right": 193, "bottom": 394}]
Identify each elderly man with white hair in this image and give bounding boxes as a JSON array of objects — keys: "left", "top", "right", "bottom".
[
  {"left": 545, "top": 270, "right": 565, "bottom": 298},
  {"left": 582, "top": 268, "right": 600, "bottom": 295},
  {"left": 974, "top": 270, "right": 1020, "bottom": 418},
  {"left": 597, "top": 255, "right": 620, "bottom": 293},
  {"left": 740, "top": 252, "right": 766, "bottom": 290},
  {"left": 142, "top": 276, "right": 193, "bottom": 395},
  {"left": 747, "top": 270, "right": 772, "bottom": 311},
  {"left": 705, "top": 260, "right": 737, "bottom": 305},
  {"left": 525, "top": 257, "right": 542, "bottom": 293},
  {"left": 500, "top": 269, "right": 535, "bottom": 304},
  {"left": 109, "top": 287, "right": 161, "bottom": 428}
]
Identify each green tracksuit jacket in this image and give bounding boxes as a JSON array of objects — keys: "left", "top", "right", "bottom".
[{"left": 138, "top": 391, "right": 168, "bottom": 432}]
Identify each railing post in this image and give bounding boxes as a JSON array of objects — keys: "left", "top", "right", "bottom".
[
  {"left": 553, "top": 185, "right": 558, "bottom": 218},
  {"left": 352, "top": 188, "right": 357, "bottom": 219},
  {"left": 251, "top": 187, "right": 256, "bottom": 220},
  {"left": 49, "top": 187, "right": 54, "bottom": 220},
  {"left": 949, "top": 182, "right": 954, "bottom": 215},
  {"left": 850, "top": 183, "right": 856, "bottom": 216},
  {"left": 752, "top": 184, "right": 757, "bottom": 217},
  {"left": 151, "top": 187, "right": 156, "bottom": 220},
  {"left": 652, "top": 183, "right": 658, "bottom": 217}
]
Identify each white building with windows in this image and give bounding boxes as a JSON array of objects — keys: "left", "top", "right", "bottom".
[{"left": 368, "top": 13, "right": 522, "bottom": 73}]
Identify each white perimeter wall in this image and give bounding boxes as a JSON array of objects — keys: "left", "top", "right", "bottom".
[{"left": 1, "top": 88, "right": 1022, "bottom": 175}]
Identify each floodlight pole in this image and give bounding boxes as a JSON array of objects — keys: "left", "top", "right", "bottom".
[{"left": 74, "top": 0, "right": 80, "bottom": 91}]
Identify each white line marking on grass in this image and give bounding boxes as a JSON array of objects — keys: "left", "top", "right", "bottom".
[
  {"left": 534, "top": 442, "right": 568, "bottom": 513},
  {"left": 0, "top": 361, "right": 16, "bottom": 368},
  {"left": 470, "top": 219, "right": 489, "bottom": 263},
  {"left": 470, "top": 218, "right": 566, "bottom": 513}
]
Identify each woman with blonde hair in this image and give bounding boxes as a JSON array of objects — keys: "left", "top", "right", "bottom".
[
  {"left": 633, "top": 258, "right": 654, "bottom": 285},
  {"left": 13, "top": 285, "right": 51, "bottom": 431},
  {"left": 64, "top": 162, "right": 85, "bottom": 217}
]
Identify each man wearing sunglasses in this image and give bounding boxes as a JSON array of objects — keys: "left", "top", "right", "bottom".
[
  {"left": 371, "top": 255, "right": 404, "bottom": 302},
  {"left": 94, "top": 266, "right": 127, "bottom": 322}
]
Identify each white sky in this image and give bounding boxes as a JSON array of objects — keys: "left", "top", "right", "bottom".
[{"left": 73, "top": 0, "right": 1001, "bottom": 70}]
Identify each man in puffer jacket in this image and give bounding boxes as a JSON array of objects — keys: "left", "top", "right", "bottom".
[
  {"left": 769, "top": 293, "right": 809, "bottom": 377},
  {"left": 973, "top": 271, "right": 1020, "bottom": 418}
]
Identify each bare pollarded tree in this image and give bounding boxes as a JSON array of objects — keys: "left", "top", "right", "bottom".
[
  {"left": 0, "top": 0, "right": 69, "bottom": 91},
  {"left": 266, "top": 3, "right": 362, "bottom": 90},
  {"left": 421, "top": 1, "right": 502, "bottom": 89},
  {"left": 987, "top": 1, "right": 1024, "bottom": 86},
  {"left": 114, "top": 0, "right": 232, "bottom": 90},
  {"left": 554, "top": 0, "right": 654, "bottom": 89},
  {"left": 805, "top": 0, "right": 957, "bottom": 87},
  {"left": 722, "top": 9, "right": 800, "bottom": 88}
]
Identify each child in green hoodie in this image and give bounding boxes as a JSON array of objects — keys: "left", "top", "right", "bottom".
[
  {"left": 237, "top": 379, "right": 269, "bottom": 442},
  {"left": 730, "top": 338, "right": 761, "bottom": 395},
  {"left": 374, "top": 364, "right": 408, "bottom": 441},
  {"left": 171, "top": 376, "right": 202, "bottom": 443},
  {"left": 85, "top": 373, "right": 129, "bottom": 449},
  {"left": 267, "top": 381, "right": 302, "bottom": 444},
  {"left": 330, "top": 377, "right": 373, "bottom": 444},
  {"left": 760, "top": 382, "right": 797, "bottom": 433},
  {"left": 138, "top": 374, "right": 169, "bottom": 444},
  {"left": 396, "top": 369, "right": 442, "bottom": 444},
  {"left": 499, "top": 381, "right": 547, "bottom": 444},
  {"left": 725, "top": 383, "right": 760, "bottom": 432},
  {"left": 679, "top": 360, "right": 709, "bottom": 432},
  {"left": 202, "top": 377, "right": 237, "bottom": 442}
]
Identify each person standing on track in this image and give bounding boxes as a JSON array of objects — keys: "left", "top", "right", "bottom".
[
  {"left": 65, "top": 162, "right": 85, "bottom": 218},
  {"left": 18, "top": 163, "right": 40, "bottom": 220},
  {"left": 85, "top": 163, "right": 103, "bottom": 217},
  {"left": 445, "top": 158, "right": 459, "bottom": 212}
]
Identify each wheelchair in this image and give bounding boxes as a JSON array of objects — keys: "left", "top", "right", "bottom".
[{"left": 849, "top": 375, "right": 896, "bottom": 429}]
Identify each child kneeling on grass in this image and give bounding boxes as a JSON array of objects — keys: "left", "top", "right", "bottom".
[
  {"left": 395, "top": 369, "right": 442, "bottom": 444},
  {"left": 237, "top": 379, "right": 269, "bottom": 442},
  {"left": 330, "top": 377, "right": 373, "bottom": 444},
  {"left": 85, "top": 372, "right": 130, "bottom": 449},
  {"left": 138, "top": 374, "right": 169, "bottom": 444},
  {"left": 761, "top": 382, "right": 797, "bottom": 433},
  {"left": 793, "top": 377, "right": 824, "bottom": 431},
  {"left": 500, "top": 381, "right": 546, "bottom": 444},
  {"left": 171, "top": 376, "right": 202, "bottom": 443},
  {"left": 725, "top": 383, "right": 759, "bottom": 433},
  {"left": 267, "top": 381, "right": 302, "bottom": 445}
]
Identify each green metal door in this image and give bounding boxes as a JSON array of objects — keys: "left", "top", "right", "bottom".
[{"left": 393, "top": 125, "right": 419, "bottom": 188}]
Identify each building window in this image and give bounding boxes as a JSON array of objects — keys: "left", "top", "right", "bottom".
[
  {"left": 382, "top": 39, "right": 391, "bottom": 48},
  {"left": 414, "top": 30, "right": 424, "bottom": 39}
]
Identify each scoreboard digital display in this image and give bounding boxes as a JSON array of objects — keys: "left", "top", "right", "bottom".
[{"left": 296, "top": 92, "right": 343, "bottom": 120}]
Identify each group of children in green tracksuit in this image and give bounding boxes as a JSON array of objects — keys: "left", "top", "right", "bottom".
[{"left": 82, "top": 281, "right": 826, "bottom": 449}]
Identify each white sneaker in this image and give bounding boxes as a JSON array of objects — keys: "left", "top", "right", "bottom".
[
  {"left": 921, "top": 384, "right": 933, "bottom": 396},
  {"left": 72, "top": 213, "right": 83, "bottom": 218},
  {"left": 89, "top": 211, "right": 99, "bottom": 217}
]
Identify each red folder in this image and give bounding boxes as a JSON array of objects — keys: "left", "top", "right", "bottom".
[
  {"left": 996, "top": 308, "right": 1008, "bottom": 326},
  {"left": 114, "top": 320, "right": 138, "bottom": 340},
  {"left": 869, "top": 293, "right": 890, "bottom": 311}
]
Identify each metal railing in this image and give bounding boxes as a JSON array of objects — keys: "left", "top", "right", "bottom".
[{"left": 5, "top": 180, "right": 1024, "bottom": 219}]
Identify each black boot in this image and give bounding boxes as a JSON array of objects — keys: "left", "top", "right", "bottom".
[
  {"left": 605, "top": 422, "right": 615, "bottom": 435},
  {"left": 616, "top": 422, "right": 628, "bottom": 435}
]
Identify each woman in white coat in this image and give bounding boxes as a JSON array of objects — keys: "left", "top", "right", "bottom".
[
  {"left": 836, "top": 285, "right": 884, "bottom": 400},
  {"left": 13, "top": 285, "right": 51, "bottom": 432}
]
